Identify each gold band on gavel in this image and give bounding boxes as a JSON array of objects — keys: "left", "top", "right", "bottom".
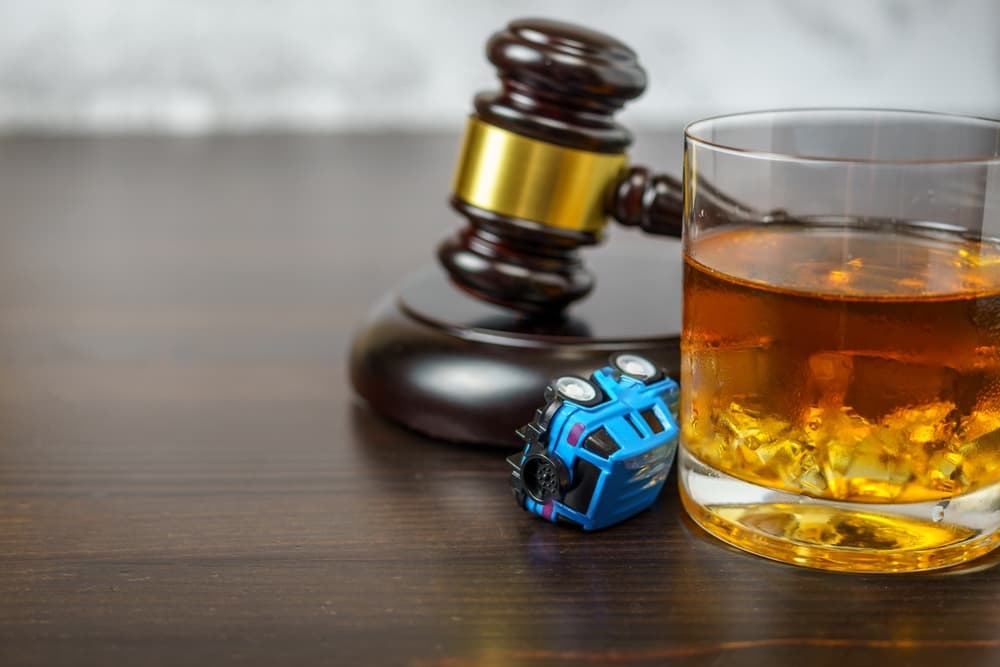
[{"left": 451, "top": 117, "right": 627, "bottom": 235}]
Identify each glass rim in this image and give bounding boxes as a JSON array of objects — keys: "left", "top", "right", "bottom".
[{"left": 683, "top": 107, "right": 1000, "bottom": 166}]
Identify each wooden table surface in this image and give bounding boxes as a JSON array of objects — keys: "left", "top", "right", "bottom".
[{"left": 0, "top": 132, "right": 998, "bottom": 667}]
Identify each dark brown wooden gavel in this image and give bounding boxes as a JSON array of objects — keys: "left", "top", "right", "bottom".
[{"left": 437, "top": 18, "right": 686, "bottom": 317}]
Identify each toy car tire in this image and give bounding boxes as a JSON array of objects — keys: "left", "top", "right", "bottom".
[
  {"left": 551, "top": 375, "right": 604, "bottom": 407},
  {"left": 610, "top": 353, "right": 663, "bottom": 384},
  {"left": 521, "top": 453, "right": 569, "bottom": 502}
]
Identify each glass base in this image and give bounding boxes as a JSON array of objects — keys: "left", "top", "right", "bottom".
[{"left": 679, "top": 447, "right": 1000, "bottom": 573}]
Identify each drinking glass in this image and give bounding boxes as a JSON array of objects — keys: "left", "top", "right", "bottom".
[{"left": 679, "top": 109, "right": 1000, "bottom": 572}]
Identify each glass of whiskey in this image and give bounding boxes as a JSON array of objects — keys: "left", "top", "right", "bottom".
[{"left": 679, "top": 109, "right": 1000, "bottom": 572}]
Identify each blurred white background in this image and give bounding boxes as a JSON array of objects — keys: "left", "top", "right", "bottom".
[{"left": 0, "top": 0, "right": 997, "bottom": 133}]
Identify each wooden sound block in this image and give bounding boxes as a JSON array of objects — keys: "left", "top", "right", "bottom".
[{"left": 350, "top": 252, "right": 682, "bottom": 446}]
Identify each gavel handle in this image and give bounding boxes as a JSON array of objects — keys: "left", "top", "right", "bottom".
[
  {"left": 610, "top": 167, "right": 683, "bottom": 236},
  {"left": 610, "top": 166, "right": 760, "bottom": 237}
]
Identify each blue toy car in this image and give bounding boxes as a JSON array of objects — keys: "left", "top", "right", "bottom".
[{"left": 507, "top": 353, "right": 680, "bottom": 530}]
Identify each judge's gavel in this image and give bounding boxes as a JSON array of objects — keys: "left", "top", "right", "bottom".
[
  {"left": 351, "top": 17, "right": 746, "bottom": 445},
  {"left": 437, "top": 18, "right": 686, "bottom": 317}
]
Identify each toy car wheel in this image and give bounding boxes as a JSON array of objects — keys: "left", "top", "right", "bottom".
[
  {"left": 611, "top": 353, "right": 663, "bottom": 384},
  {"left": 521, "top": 454, "right": 568, "bottom": 502},
  {"left": 552, "top": 375, "right": 603, "bottom": 407}
]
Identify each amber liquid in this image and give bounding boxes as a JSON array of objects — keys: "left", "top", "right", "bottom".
[{"left": 680, "top": 222, "right": 1000, "bottom": 570}]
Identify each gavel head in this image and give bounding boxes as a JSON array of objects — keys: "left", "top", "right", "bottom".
[{"left": 438, "top": 18, "right": 669, "bottom": 318}]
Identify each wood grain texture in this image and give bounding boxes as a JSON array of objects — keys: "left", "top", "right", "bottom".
[{"left": 0, "top": 133, "right": 998, "bottom": 667}]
